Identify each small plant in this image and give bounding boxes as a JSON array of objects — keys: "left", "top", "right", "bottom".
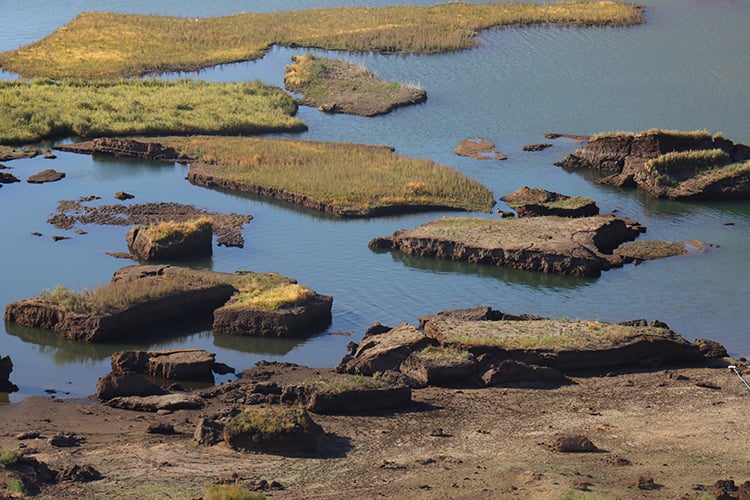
[
  {"left": 228, "top": 405, "right": 307, "bottom": 435},
  {"left": 0, "top": 448, "right": 23, "bottom": 468},
  {"left": 135, "top": 217, "right": 212, "bottom": 243},
  {"left": 204, "top": 483, "right": 265, "bottom": 500}
]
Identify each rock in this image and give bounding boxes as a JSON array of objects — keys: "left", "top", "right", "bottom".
[
  {"left": 693, "top": 338, "right": 728, "bottom": 359},
  {"left": 522, "top": 143, "right": 553, "bottom": 152},
  {"left": 419, "top": 306, "right": 503, "bottom": 329},
  {"left": 364, "top": 322, "right": 393, "bottom": 337},
  {"left": 212, "top": 293, "right": 333, "bottom": 337},
  {"left": 1, "top": 354, "right": 19, "bottom": 393},
  {"left": 454, "top": 138, "right": 507, "bottom": 160},
  {"left": 337, "top": 323, "right": 434, "bottom": 375},
  {"left": 56, "top": 138, "right": 183, "bottom": 161},
  {"left": 52, "top": 235, "right": 70, "bottom": 242},
  {"left": 146, "top": 423, "right": 176, "bottom": 435},
  {"left": 500, "top": 186, "right": 599, "bottom": 218},
  {"left": 0, "top": 172, "right": 20, "bottom": 183},
  {"left": 57, "top": 464, "right": 102, "bottom": 482},
  {"left": 106, "top": 393, "right": 204, "bottom": 412},
  {"left": 399, "top": 347, "right": 478, "bottom": 386},
  {"left": 125, "top": 218, "right": 213, "bottom": 261},
  {"left": 481, "top": 360, "right": 568, "bottom": 386},
  {"left": 636, "top": 476, "right": 659, "bottom": 490},
  {"left": 96, "top": 371, "right": 168, "bottom": 401},
  {"left": 224, "top": 405, "right": 323, "bottom": 453},
  {"left": 114, "top": 191, "right": 134, "bottom": 200},
  {"left": 27, "top": 169, "right": 65, "bottom": 183},
  {"left": 48, "top": 432, "right": 82, "bottom": 447},
  {"left": 194, "top": 418, "right": 225, "bottom": 446},
  {"left": 557, "top": 130, "right": 750, "bottom": 200},
  {"left": 370, "top": 215, "right": 644, "bottom": 278},
  {"left": 16, "top": 431, "right": 40, "bottom": 440},
  {"left": 43, "top": 151, "right": 57, "bottom": 159},
  {"left": 146, "top": 349, "right": 216, "bottom": 382},
  {"left": 552, "top": 435, "right": 598, "bottom": 453}
]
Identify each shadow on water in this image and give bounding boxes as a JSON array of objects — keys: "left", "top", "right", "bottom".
[
  {"left": 212, "top": 333, "right": 305, "bottom": 356},
  {"left": 4, "top": 315, "right": 216, "bottom": 365},
  {"left": 375, "top": 249, "right": 596, "bottom": 291}
]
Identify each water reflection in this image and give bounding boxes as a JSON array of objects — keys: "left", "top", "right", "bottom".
[{"left": 212, "top": 333, "right": 303, "bottom": 356}]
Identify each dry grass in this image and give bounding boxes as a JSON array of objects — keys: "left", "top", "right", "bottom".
[
  {"left": 0, "top": 79, "right": 304, "bottom": 145},
  {"left": 133, "top": 217, "right": 212, "bottom": 243},
  {"left": 148, "top": 135, "right": 494, "bottom": 214},
  {"left": 0, "top": 2, "right": 644, "bottom": 79},
  {"left": 433, "top": 318, "right": 670, "bottom": 350},
  {"left": 590, "top": 128, "right": 716, "bottom": 141},
  {"left": 647, "top": 149, "right": 731, "bottom": 179},
  {"left": 227, "top": 283, "right": 315, "bottom": 311},
  {"left": 284, "top": 54, "right": 426, "bottom": 116}
]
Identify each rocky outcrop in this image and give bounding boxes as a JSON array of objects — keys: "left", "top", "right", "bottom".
[
  {"left": 369, "top": 215, "right": 647, "bottom": 278},
  {"left": 27, "top": 169, "right": 65, "bottom": 183},
  {"left": 557, "top": 130, "right": 750, "bottom": 199},
  {"left": 213, "top": 293, "right": 332, "bottom": 337},
  {"left": 5, "top": 265, "right": 332, "bottom": 342},
  {"left": 0, "top": 172, "right": 20, "bottom": 184},
  {"left": 337, "top": 307, "right": 713, "bottom": 389},
  {"left": 106, "top": 393, "right": 204, "bottom": 412},
  {"left": 125, "top": 219, "right": 213, "bottom": 261},
  {"left": 1, "top": 355, "right": 19, "bottom": 393},
  {"left": 56, "top": 138, "right": 184, "bottom": 161},
  {"left": 281, "top": 375, "right": 412, "bottom": 414},
  {"left": 500, "top": 186, "right": 599, "bottom": 218}
]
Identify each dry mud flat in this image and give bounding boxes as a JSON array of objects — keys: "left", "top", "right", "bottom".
[{"left": 1, "top": 365, "right": 749, "bottom": 499}]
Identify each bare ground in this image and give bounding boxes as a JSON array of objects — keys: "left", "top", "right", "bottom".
[{"left": 1, "top": 364, "right": 749, "bottom": 499}]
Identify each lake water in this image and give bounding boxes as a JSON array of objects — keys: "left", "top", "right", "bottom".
[{"left": 1, "top": 0, "right": 749, "bottom": 402}]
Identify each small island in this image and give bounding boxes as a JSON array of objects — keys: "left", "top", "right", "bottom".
[
  {"left": 60, "top": 136, "right": 495, "bottom": 217},
  {"left": 0, "top": 3, "right": 644, "bottom": 79},
  {"left": 370, "top": 214, "right": 698, "bottom": 277},
  {"left": 500, "top": 186, "right": 599, "bottom": 218},
  {"left": 0, "top": 79, "right": 305, "bottom": 145},
  {"left": 556, "top": 129, "right": 750, "bottom": 199},
  {"left": 284, "top": 55, "right": 426, "bottom": 116},
  {"left": 4, "top": 265, "right": 332, "bottom": 341}
]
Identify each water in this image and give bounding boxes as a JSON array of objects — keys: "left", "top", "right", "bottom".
[{"left": 1, "top": 0, "right": 749, "bottom": 401}]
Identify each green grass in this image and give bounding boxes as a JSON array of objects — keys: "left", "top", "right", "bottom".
[
  {"left": 131, "top": 217, "right": 212, "bottom": 243},
  {"left": 0, "top": 78, "right": 304, "bottom": 145},
  {"left": 205, "top": 484, "right": 265, "bottom": 500},
  {"left": 4, "top": 479, "right": 27, "bottom": 496},
  {"left": 0, "top": 449, "right": 22, "bottom": 469},
  {"left": 37, "top": 267, "right": 311, "bottom": 315},
  {"left": 227, "top": 405, "right": 308, "bottom": 435},
  {"left": 152, "top": 135, "right": 494, "bottom": 214},
  {"left": 304, "top": 373, "right": 396, "bottom": 394},
  {"left": 647, "top": 149, "right": 731, "bottom": 178},
  {"left": 0, "top": 2, "right": 644, "bottom": 79},
  {"left": 284, "top": 54, "right": 426, "bottom": 116},
  {"left": 432, "top": 318, "right": 671, "bottom": 350}
]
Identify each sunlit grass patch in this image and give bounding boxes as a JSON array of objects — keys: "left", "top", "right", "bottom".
[{"left": 0, "top": 2, "right": 644, "bottom": 79}]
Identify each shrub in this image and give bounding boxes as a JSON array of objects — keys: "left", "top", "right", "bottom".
[{"left": 0, "top": 448, "right": 23, "bottom": 469}]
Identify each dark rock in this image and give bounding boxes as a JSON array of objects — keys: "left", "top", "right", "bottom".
[
  {"left": 96, "top": 371, "right": 167, "bottom": 401},
  {"left": 557, "top": 130, "right": 750, "bottom": 200},
  {"left": 367, "top": 236, "right": 394, "bottom": 249},
  {"left": 57, "top": 464, "right": 102, "bottom": 482},
  {"left": 194, "top": 418, "right": 224, "bottom": 446},
  {"left": 481, "top": 360, "right": 568, "bottom": 386},
  {"left": 337, "top": 323, "right": 434, "bottom": 375},
  {"left": 147, "top": 423, "right": 176, "bottom": 435},
  {"left": 1, "top": 354, "right": 19, "bottom": 393},
  {"left": 48, "top": 432, "right": 82, "bottom": 447},
  {"left": 400, "top": 348, "right": 478, "bottom": 385},
  {"left": 419, "top": 306, "right": 503, "bottom": 329},
  {"left": 693, "top": 338, "right": 728, "bottom": 358},
  {"left": 497, "top": 209, "right": 515, "bottom": 218},
  {"left": 224, "top": 406, "right": 323, "bottom": 453},
  {"left": 7, "top": 456, "right": 58, "bottom": 495},
  {"left": 114, "top": 191, "right": 135, "bottom": 200},
  {"left": 16, "top": 431, "right": 40, "bottom": 440},
  {"left": 0, "top": 172, "right": 20, "bottom": 183},
  {"left": 126, "top": 219, "right": 213, "bottom": 261},
  {"left": 56, "top": 138, "right": 183, "bottom": 161},
  {"left": 500, "top": 186, "right": 599, "bottom": 218},
  {"left": 522, "top": 143, "right": 553, "bottom": 152},
  {"left": 213, "top": 362, "right": 236, "bottom": 375},
  {"left": 364, "top": 322, "right": 393, "bottom": 337},
  {"left": 31, "top": 232, "right": 42, "bottom": 237},
  {"left": 27, "top": 169, "right": 65, "bottom": 183},
  {"left": 552, "top": 435, "right": 598, "bottom": 453},
  {"left": 637, "top": 476, "right": 659, "bottom": 490},
  {"left": 52, "top": 235, "right": 70, "bottom": 242},
  {"left": 213, "top": 293, "right": 333, "bottom": 337}
]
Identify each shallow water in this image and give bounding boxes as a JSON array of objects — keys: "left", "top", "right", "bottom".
[{"left": 1, "top": 0, "right": 749, "bottom": 401}]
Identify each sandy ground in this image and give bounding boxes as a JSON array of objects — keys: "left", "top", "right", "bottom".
[{"left": 1, "top": 363, "right": 749, "bottom": 499}]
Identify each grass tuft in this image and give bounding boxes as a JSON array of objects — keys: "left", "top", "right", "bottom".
[
  {"left": 0, "top": 448, "right": 23, "bottom": 469},
  {"left": 205, "top": 483, "right": 265, "bottom": 500}
]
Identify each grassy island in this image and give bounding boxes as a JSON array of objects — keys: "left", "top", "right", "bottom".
[
  {"left": 0, "top": 79, "right": 304, "bottom": 145},
  {"left": 138, "top": 136, "right": 494, "bottom": 216},
  {"left": 284, "top": 55, "right": 427, "bottom": 116},
  {"left": 0, "top": 2, "right": 644, "bottom": 79}
]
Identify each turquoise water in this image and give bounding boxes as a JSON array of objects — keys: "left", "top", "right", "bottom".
[{"left": 1, "top": 0, "right": 749, "bottom": 401}]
